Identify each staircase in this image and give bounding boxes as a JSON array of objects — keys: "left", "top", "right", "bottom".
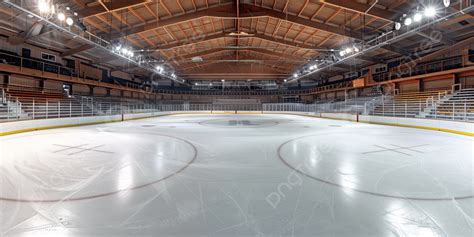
[
  {"left": 369, "top": 91, "right": 448, "bottom": 117},
  {"left": 0, "top": 89, "right": 29, "bottom": 121},
  {"left": 425, "top": 88, "right": 474, "bottom": 121}
]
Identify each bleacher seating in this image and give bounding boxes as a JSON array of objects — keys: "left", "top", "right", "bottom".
[
  {"left": 0, "top": 86, "right": 98, "bottom": 119},
  {"left": 5, "top": 89, "right": 65, "bottom": 102},
  {"left": 370, "top": 90, "right": 448, "bottom": 117},
  {"left": 425, "top": 88, "right": 474, "bottom": 121}
]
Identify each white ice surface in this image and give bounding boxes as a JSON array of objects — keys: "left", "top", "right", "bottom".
[{"left": 1, "top": 114, "right": 473, "bottom": 237}]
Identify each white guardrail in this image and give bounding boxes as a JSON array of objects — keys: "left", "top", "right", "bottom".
[{"left": 0, "top": 94, "right": 473, "bottom": 123}]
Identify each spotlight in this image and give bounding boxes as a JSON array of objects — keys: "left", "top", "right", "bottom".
[
  {"left": 443, "top": 0, "right": 450, "bottom": 8},
  {"left": 345, "top": 47, "right": 352, "bottom": 54},
  {"left": 73, "top": 12, "right": 78, "bottom": 16},
  {"left": 57, "top": 12, "right": 65, "bottom": 21},
  {"left": 115, "top": 45, "right": 122, "bottom": 51},
  {"left": 129, "top": 52, "right": 134, "bottom": 57},
  {"left": 404, "top": 17, "right": 412, "bottom": 26},
  {"left": 66, "top": 7, "right": 70, "bottom": 11},
  {"left": 66, "top": 17, "right": 74, "bottom": 26},
  {"left": 424, "top": 7, "right": 436, "bottom": 17},
  {"left": 195, "top": 83, "right": 198, "bottom": 86},
  {"left": 121, "top": 48, "right": 128, "bottom": 54},
  {"left": 38, "top": 0, "right": 50, "bottom": 12},
  {"left": 394, "top": 22, "right": 402, "bottom": 30},
  {"left": 221, "top": 79, "right": 225, "bottom": 82},
  {"left": 293, "top": 73, "right": 298, "bottom": 78},
  {"left": 209, "top": 83, "right": 213, "bottom": 86},
  {"left": 414, "top": 13, "right": 422, "bottom": 22},
  {"left": 353, "top": 46, "right": 360, "bottom": 52},
  {"left": 284, "top": 79, "right": 287, "bottom": 82},
  {"left": 156, "top": 66, "right": 163, "bottom": 73},
  {"left": 339, "top": 51, "right": 345, "bottom": 57}
]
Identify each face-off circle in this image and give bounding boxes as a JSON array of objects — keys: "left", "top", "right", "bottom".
[
  {"left": 278, "top": 132, "right": 473, "bottom": 200},
  {"left": 0, "top": 131, "right": 197, "bottom": 202}
]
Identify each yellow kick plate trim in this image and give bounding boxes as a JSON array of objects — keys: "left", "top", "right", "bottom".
[{"left": 1, "top": 112, "right": 472, "bottom": 137}]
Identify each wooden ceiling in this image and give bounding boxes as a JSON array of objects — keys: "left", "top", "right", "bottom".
[
  {"left": 60, "top": 0, "right": 407, "bottom": 80},
  {"left": 3, "top": 0, "right": 472, "bottom": 81}
]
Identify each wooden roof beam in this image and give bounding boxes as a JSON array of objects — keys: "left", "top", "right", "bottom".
[
  {"left": 316, "top": 0, "right": 398, "bottom": 22},
  {"left": 240, "top": 4, "right": 364, "bottom": 40},
  {"left": 78, "top": 0, "right": 150, "bottom": 18},
  {"left": 177, "top": 48, "right": 305, "bottom": 62},
  {"left": 152, "top": 31, "right": 319, "bottom": 50},
  {"left": 109, "top": 3, "right": 363, "bottom": 41},
  {"left": 108, "top": 3, "right": 235, "bottom": 40}
]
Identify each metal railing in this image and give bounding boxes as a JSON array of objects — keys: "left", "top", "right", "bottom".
[
  {"left": 1, "top": 88, "right": 6, "bottom": 104},
  {"left": 1, "top": 93, "right": 473, "bottom": 123},
  {"left": 427, "top": 100, "right": 474, "bottom": 121},
  {"left": 372, "top": 55, "right": 471, "bottom": 82}
]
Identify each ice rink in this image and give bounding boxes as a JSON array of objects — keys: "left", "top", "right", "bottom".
[{"left": 1, "top": 114, "right": 473, "bottom": 236}]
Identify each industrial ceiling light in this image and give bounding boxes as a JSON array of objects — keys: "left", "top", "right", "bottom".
[
  {"left": 38, "top": 0, "right": 50, "bottom": 12},
  {"left": 339, "top": 51, "right": 345, "bottom": 57},
  {"left": 424, "top": 7, "right": 436, "bottom": 17},
  {"left": 283, "top": 79, "right": 287, "bottom": 82},
  {"left": 345, "top": 47, "right": 352, "bottom": 54},
  {"left": 443, "top": 0, "right": 450, "bottom": 8},
  {"left": 394, "top": 22, "right": 402, "bottom": 30},
  {"left": 191, "top": 56, "right": 203, "bottom": 62},
  {"left": 57, "top": 12, "right": 65, "bottom": 21},
  {"left": 221, "top": 79, "right": 225, "bottom": 82},
  {"left": 65, "top": 17, "right": 74, "bottom": 26},
  {"left": 353, "top": 46, "right": 360, "bottom": 52},
  {"left": 115, "top": 45, "right": 122, "bottom": 51},
  {"left": 404, "top": 17, "right": 413, "bottom": 26},
  {"left": 293, "top": 73, "right": 299, "bottom": 78},
  {"left": 414, "top": 13, "right": 423, "bottom": 22}
]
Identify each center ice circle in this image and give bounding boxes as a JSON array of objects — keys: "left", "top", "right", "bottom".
[
  {"left": 199, "top": 118, "right": 279, "bottom": 128},
  {"left": 278, "top": 132, "right": 474, "bottom": 200},
  {"left": 0, "top": 130, "right": 196, "bottom": 202}
]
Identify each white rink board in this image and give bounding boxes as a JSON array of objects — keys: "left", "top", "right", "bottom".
[
  {"left": 0, "top": 111, "right": 213, "bottom": 135},
  {"left": 314, "top": 112, "right": 474, "bottom": 135},
  {"left": 1, "top": 111, "right": 473, "bottom": 136}
]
